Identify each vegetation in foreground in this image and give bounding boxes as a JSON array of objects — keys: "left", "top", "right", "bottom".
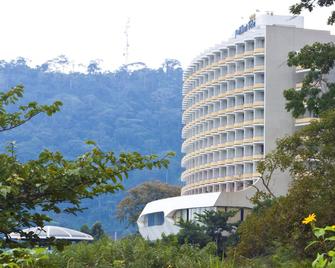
[{"left": 0, "top": 235, "right": 311, "bottom": 268}]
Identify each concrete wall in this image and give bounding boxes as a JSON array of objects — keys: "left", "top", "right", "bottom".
[
  {"left": 265, "top": 25, "right": 334, "bottom": 153},
  {"left": 265, "top": 26, "right": 335, "bottom": 195}
]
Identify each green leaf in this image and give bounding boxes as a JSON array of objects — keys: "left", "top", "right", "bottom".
[
  {"left": 305, "top": 240, "right": 320, "bottom": 250},
  {"left": 313, "top": 227, "right": 326, "bottom": 238},
  {"left": 325, "top": 236, "right": 335, "bottom": 241},
  {"left": 85, "top": 140, "right": 97, "bottom": 146}
]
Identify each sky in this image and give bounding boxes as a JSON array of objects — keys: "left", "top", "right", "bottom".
[{"left": 0, "top": 0, "right": 334, "bottom": 71}]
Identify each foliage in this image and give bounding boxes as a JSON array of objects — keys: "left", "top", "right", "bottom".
[
  {"left": 302, "top": 214, "right": 335, "bottom": 267},
  {"left": 43, "top": 236, "right": 222, "bottom": 268},
  {"left": 87, "top": 60, "right": 102, "bottom": 74},
  {"left": 0, "top": 84, "right": 62, "bottom": 133},
  {"left": 0, "top": 58, "right": 183, "bottom": 235},
  {"left": 290, "top": 0, "right": 335, "bottom": 25},
  {"left": 176, "top": 219, "right": 211, "bottom": 248},
  {"left": 0, "top": 247, "right": 49, "bottom": 267},
  {"left": 284, "top": 42, "right": 335, "bottom": 118},
  {"left": 15, "top": 236, "right": 308, "bottom": 268},
  {"left": 235, "top": 111, "right": 335, "bottom": 258},
  {"left": 80, "top": 222, "right": 106, "bottom": 240},
  {"left": 176, "top": 210, "right": 238, "bottom": 258},
  {"left": 91, "top": 222, "right": 105, "bottom": 240},
  {"left": 80, "top": 224, "right": 91, "bottom": 235},
  {"left": 116, "top": 181, "right": 180, "bottom": 226},
  {"left": 0, "top": 84, "right": 175, "bottom": 245}
]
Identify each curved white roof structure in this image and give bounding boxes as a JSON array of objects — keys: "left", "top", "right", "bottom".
[
  {"left": 140, "top": 192, "right": 221, "bottom": 217},
  {"left": 137, "top": 188, "right": 257, "bottom": 240},
  {"left": 9, "top": 226, "right": 93, "bottom": 241}
]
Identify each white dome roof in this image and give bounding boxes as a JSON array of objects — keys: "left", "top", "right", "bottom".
[{"left": 9, "top": 225, "right": 93, "bottom": 241}]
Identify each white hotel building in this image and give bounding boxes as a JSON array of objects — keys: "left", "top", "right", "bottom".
[{"left": 138, "top": 14, "right": 335, "bottom": 240}]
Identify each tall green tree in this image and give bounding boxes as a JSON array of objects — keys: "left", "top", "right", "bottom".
[
  {"left": 116, "top": 181, "right": 180, "bottom": 226},
  {"left": 236, "top": 109, "right": 335, "bottom": 258},
  {"left": 79, "top": 224, "right": 91, "bottom": 235},
  {"left": 0, "top": 85, "right": 174, "bottom": 245},
  {"left": 290, "top": 0, "right": 335, "bottom": 25},
  {"left": 177, "top": 210, "right": 237, "bottom": 257},
  {"left": 284, "top": 42, "right": 335, "bottom": 118},
  {"left": 90, "top": 222, "right": 105, "bottom": 240}
]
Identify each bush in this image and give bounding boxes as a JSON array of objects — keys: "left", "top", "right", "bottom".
[{"left": 44, "top": 236, "right": 222, "bottom": 268}]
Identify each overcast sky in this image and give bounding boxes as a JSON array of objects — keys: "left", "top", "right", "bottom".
[{"left": 0, "top": 0, "right": 333, "bottom": 70}]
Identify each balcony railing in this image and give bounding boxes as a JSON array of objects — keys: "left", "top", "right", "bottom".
[
  {"left": 295, "top": 117, "right": 319, "bottom": 126},
  {"left": 244, "top": 50, "right": 254, "bottom": 56},
  {"left": 253, "top": 136, "right": 264, "bottom": 142},
  {"left": 244, "top": 84, "right": 254, "bottom": 91},
  {"left": 254, "top": 65, "right": 264, "bottom": 71},
  {"left": 296, "top": 82, "right": 303, "bottom": 89},
  {"left": 244, "top": 67, "right": 254, "bottom": 73},
  {"left": 254, "top": 47, "right": 265, "bottom": 54},
  {"left": 253, "top": 82, "right": 265, "bottom": 89},
  {"left": 253, "top": 118, "right": 264, "bottom": 124}
]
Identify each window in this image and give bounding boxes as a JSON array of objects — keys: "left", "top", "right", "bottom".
[{"left": 147, "top": 212, "right": 164, "bottom": 226}]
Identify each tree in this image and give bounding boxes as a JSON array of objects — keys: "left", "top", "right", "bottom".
[
  {"left": 196, "top": 210, "right": 238, "bottom": 257},
  {"left": 284, "top": 42, "right": 335, "bottom": 118},
  {"left": 87, "top": 60, "right": 102, "bottom": 74},
  {"left": 0, "top": 85, "right": 62, "bottom": 132},
  {"left": 176, "top": 219, "right": 211, "bottom": 248},
  {"left": 116, "top": 181, "right": 180, "bottom": 226},
  {"left": 290, "top": 0, "right": 335, "bottom": 25},
  {"left": 161, "top": 59, "right": 181, "bottom": 73},
  {"left": 0, "top": 85, "right": 174, "bottom": 245},
  {"left": 236, "top": 111, "right": 335, "bottom": 258},
  {"left": 80, "top": 224, "right": 91, "bottom": 235},
  {"left": 80, "top": 222, "right": 105, "bottom": 240},
  {"left": 176, "top": 210, "right": 237, "bottom": 257},
  {"left": 91, "top": 222, "right": 105, "bottom": 240}
]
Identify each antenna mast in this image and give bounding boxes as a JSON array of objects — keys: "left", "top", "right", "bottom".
[{"left": 123, "top": 18, "right": 130, "bottom": 65}]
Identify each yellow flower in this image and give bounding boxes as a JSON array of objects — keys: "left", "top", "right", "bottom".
[{"left": 302, "top": 213, "right": 317, "bottom": 224}]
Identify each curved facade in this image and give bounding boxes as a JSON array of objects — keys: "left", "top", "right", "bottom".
[
  {"left": 138, "top": 14, "right": 335, "bottom": 240},
  {"left": 181, "top": 33, "right": 266, "bottom": 196}
]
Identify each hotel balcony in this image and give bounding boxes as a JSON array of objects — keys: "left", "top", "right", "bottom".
[
  {"left": 296, "top": 82, "right": 303, "bottom": 90},
  {"left": 243, "top": 155, "right": 253, "bottom": 161},
  {"left": 234, "top": 87, "right": 244, "bottom": 94},
  {"left": 243, "top": 119, "right": 254, "bottom": 126},
  {"left": 244, "top": 84, "right": 254, "bottom": 91},
  {"left": 296, "top": 65, "right": 310, "bottom": 73},
  {"left": 244, "top": 67, "right": 254, "bottom": 74},
  {"left": 254, "top": 65, "right": 264, "bottom": 72},
  {"left": 235, "top": 53, "right": 244, "bottom": 60},
  {"left": 234, "top": 139, "right": 244, "bottom": 146},
  {"left": 234, "top": 121, "right": 244, "bottom": 128},
  {"left": 253, "top": 154, "right": 264, "bottom": 161},
  {"left": 234, "top": 104, "right": 244, "bottom": 111},
  {"left": 253, "top": 118, "right": 264, "bottom": 124},
  {"left": 253, "top": 82, "right": 265, "bottom": 89},
  {"left": 254, "top": 47, "right": 265, "bottom": 54},
  {"left": 242, "top": 173, "right": 253, "bottom": 179},
  {"left": 225, "top": 56, "right": 234, "bottom": 62},
  {"left": 295, "top": 116, "right": 319, "bottom": 126},
  {"left": 243, "top": 102, "right": 253, "bottom": 109},
  {"left": 253, "top": 101, "right": 264, "bottom": 107},
  {"left": 243, "top": 137, "right": 254, "bottom": 143},
  {"left": 253, "top": 135, "right": 264, "bottom": 142},
  {"left": 244, "top": 50, "right": 254, "bottom": 57}
]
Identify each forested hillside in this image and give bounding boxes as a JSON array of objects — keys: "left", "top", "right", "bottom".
[{"left": 0, "top": 58, "right": 183, "bottom": 235}]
